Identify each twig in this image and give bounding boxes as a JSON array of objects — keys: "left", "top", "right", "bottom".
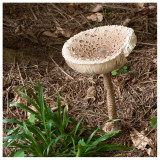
[
  {"left": 136, "top": 102, "right": 157, "bottom": 123},
  {"left": 50, "top": 3, "right": 67, "bottom": 20},
  {"left": 51, "top": 3, "right": 83, "bottom": 28},
  {"left": 17, "top": 63, "right": 27, "bottom": 118},
  {"left": 49, "top": 55, "right": 74, "bottom": 80},
  {"left": 135, "top": 30, "right": 153, "bottom": 35},
  {"left": 137, "top": 42, "right": 157, "bottom": 46},
  {"left": 6, "top": 86, "right": 12, "bottom": 114},
  {"left": 52, "top": 104, "right": 68, "bottom": 112},
  {"left": 17, "top": 63, "right": 25, "bottom": 88},
  {"left": 29, "top": 5, "right": 38, "bottom": 21},
  {"left": 128, "top": 84, "right": 145, "bottom": 113},
  {"left": 138, "top": 80, "right": 157, "bottom": 84},
  {"left": 104, "top": 4, "right": 136, "bottom": 11}
]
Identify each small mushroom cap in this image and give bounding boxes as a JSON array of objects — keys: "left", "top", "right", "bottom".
[{"left": 62, "top": 25, "right": 137, "bottom": 74}]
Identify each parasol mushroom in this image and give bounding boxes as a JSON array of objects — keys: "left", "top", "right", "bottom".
[{"left": 62, "top": 25, "right": 137, "bottom": 132}]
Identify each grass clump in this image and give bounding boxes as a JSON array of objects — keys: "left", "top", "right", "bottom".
[{"left": 3, "top": 83, "right": 133, "bottom": 157}]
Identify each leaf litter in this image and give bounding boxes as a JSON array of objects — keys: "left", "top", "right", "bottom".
[{"left": 3, "top": 3, "right": 157, "bottom": 157}]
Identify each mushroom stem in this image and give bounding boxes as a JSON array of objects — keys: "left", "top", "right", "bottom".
[
  {"left": 103, "top": 73, "right": 120, "bottom": 132},
  {"left": 103, "top": 73, "right": 117, "bottom": 119}
]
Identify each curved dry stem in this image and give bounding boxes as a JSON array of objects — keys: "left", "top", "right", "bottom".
[{"left": 103, "top": 73, "right": 120, "bottom": 132}]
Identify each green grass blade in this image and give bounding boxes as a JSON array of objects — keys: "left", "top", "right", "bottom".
[
  {"left": 62, "top": 106, "right": 69, "bottom": 129},
  {"left": 7, "top": 127, "right": 20, "bottom": 136},
  {"left": 27, "top": 125, "right": 48, "bottom": 145},
  {"left": 18, "top": 91, "right": 41, "bottom": 113},
  {"left": 28, "top": 90, "right": 40, "bottom": 106},
  {"left": 14, "top": 149, "right": 25, "bottom": 157},
  {"left": 86, "top": 128, "right": 98, "bottom": 144},
  {"left": 9, "top": 102, "right": 40, "bottom": 119},
  {"left": 85, "top": 130, "right": 121, "bottom": 153},
  {"left": 3, "top": 139, "right": 17, "bottom": 147},
  {"left": 74, "top": 117, "right": 83, "bottom": 137},
  {"left": 91, "top": 130, "right": 120, "bottom": 146},
  {"left": 99, "top": 144, "right": 134, "bottom": 151},
  {"left": 3, "top": 134, "right": 22, "bottom": 142},
  {"left": 10, "top": 148, "right": 17, "bottom": 157},
  {"left": 71, "top": 136, "right": 76, "bottom": 154},
  {"left": 46, "top": 119, "right": 52, "bottom": 142},
  {"left": 54, "top": 134, "right": 68, "bottom": 145},
  {"left": 46, "top": 139, "right": 55, "bottom": 156},
  {"left": 23, "top": 121, "right": 43, "bottom": 156},
  {"left": 78, "top": 127, "right": 87, "bottom": 137},
  {"left": 3, "top": 119, "right": 23, "bottom": 126},
  {"left": 38, "top": 83, "right": 48, "bottom": 136},
  {"left": 57, "top": 92, "right": 62, "bottom": 123}
]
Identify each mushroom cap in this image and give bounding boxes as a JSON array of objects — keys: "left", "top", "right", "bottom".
[{"left": 62, "top": 25, "right": 137, "bottom": 74}]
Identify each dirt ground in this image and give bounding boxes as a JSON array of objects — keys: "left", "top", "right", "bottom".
[{"left": 3, "top": 3, "right": 157, "bottom": 157}]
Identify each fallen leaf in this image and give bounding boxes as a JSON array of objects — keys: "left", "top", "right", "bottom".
[
  {"left": 90, "top": 4, "right": 103, "bottom": 12},
  {"left": 130, "top": 128, "right": 155, "bottom": 156},
  {"left": 65, "top": 75, "right": 69, "bottom": 81},
  {"left": 56, "top": 26, "right": 72, "bottom": 38},
  {"left": 85, "top": 86, "right": 96, "bottom": 101},
  {"left": 131, "top": 78, "right": 137, "bottom": 84},
  {"left": 3, "top": 131, "right": 7, "bottom": 137},
  {"left": 87, "top": 13, "right": 103, "bottom": 22},
  {"left": 122, "top": 18, "right": 131, "bottom": 26},
  {"left": 146, "top": 148, "right": 155, "bottom": 156},
  {"left": 72, "top": 28, "right": 81, "bottom": 36},
  {"left": 52, "top": 103, "right": 69, "bottom": 112},
  {"left": 137, "top": 3, "right": 145, "bottom": 8},
  {"left": 42, "top": 31, "right": 58, "bottom": 37},
  {"left": 98, "top": 101, "right": 105, "bottom": 105},
  {"left": 148, "top": 5, "right": 156, "bottom": 10},
  {"left": 69, "top": 3, "right": 78, "bottom": 7},
  {"left": 152, "top": 58, "right": 157, "bottom": 64}
]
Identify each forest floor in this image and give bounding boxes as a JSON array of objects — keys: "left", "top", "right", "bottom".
[{"left": 3, "top": 3, "right": 157, "bottom": 157}]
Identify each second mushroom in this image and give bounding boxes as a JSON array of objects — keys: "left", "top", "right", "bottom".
[{"left": 62, "top": 25, "right": 137, "bottom": 132}]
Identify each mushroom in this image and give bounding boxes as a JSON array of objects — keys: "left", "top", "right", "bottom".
[{"left": 62, "top": 25, "right": 137, "bottom": 132}]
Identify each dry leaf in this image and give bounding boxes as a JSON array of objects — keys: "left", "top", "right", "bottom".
[
  {"left": 72, "top": 28, "right": 81, "bottom": 36},
  {"left": 122, "top": 18, "right": 131, "bottom": 26},
  {"left": 69, "top": 3, "right": 78, "bottom": 7},
  {"left": 90, "top": 4, "right": 103, "bottom": 12},
  {"left": 42, "top": 31, "right": 58, "bottom": 37},
  {"left": 148, "top": 5, "right": 156, "bottom": 10},
  {"left": 52, "top": 103, "right": 69, "bottom": 112},
  {"left": 85, "top": 86, "right": 96, "bottom": 101},
  {"left": 87, "top": 13, "right": 103, "bottom": 22},
  {"left": 3, "top": 131, "right": 7, "bottom": 137},
  {"left": 56, "top": 26, "right": 72, "bottom": 38},
  {"left": 137, "top": 3, "right": 145, "bottom": 8},
  {"left": 98, "top": 101, "right": 105, "bottom": 105},
  {"left": 130, "top": 128, "right": 155, "bottom": 156},
  {"left": 152, "top": 58, "right": 157, "bottom": 64},
  {"left": 27, "top": 105, "right": 39, "bottom": 119}
]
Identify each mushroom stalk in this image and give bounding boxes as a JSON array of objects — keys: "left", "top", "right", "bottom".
[
  {"left": 103, "top": 73, "right": 117, "bottom": 119},
  {"left": 103, "top": 73, "right": 119, "bottom": 132}
]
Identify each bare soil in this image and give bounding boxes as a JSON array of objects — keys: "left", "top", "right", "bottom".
[{"left": 3, "top": 3, "right": 157, "bottom": 157}]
